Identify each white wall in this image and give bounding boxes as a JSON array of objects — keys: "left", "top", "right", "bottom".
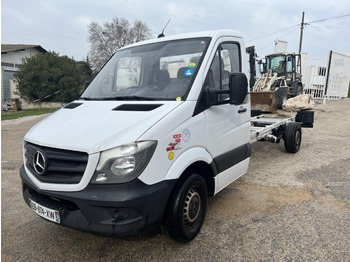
[{"left": 2, "top": 48, "right": 42, "bottom": 65}]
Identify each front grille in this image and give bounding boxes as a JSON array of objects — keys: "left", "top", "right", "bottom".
[
  {"left": 25, "top": 184, "right": 79, "bottom": 212},
  {"left": 24, "top": 142, "right": 88, "bottom": 184}
]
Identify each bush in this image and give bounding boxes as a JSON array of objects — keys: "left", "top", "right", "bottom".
[{"left": 15, "top": 52, "right": 91, "bottom": 103}]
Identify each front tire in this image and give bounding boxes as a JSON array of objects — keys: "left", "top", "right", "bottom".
[{"left": 162, "top": 173, "right": 207, "bottom": 243}]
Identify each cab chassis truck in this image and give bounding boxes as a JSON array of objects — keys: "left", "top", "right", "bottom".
[{"left": 20, "top": 30, "right": 314, "bottom": 243}]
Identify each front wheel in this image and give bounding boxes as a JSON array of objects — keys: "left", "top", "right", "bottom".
[{"left": 162, "top": 173, "right": 207, "bottom": 243}]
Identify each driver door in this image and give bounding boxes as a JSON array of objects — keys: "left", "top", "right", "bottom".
[{"left": 204, "top": 42, "right": 251, "bottom": 193}]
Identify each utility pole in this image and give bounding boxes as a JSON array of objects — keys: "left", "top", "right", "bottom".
[
  {"left": 297, "top": 11, "right": 307, "bottom": 72},
  {"left": 298, "top": 11, "right": 305, "bottom": 56}
]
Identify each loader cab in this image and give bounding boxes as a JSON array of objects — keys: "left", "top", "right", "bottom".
[{"left": 265, "top": 53, "right": 298, "bottom": 81}]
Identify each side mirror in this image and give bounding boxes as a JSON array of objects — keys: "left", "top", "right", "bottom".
[{"left": 229, "top": 73, "right": 248, "bottom": 105}]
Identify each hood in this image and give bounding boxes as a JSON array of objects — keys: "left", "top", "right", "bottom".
[{"left": 25, "top": 100, "right": 182, "bottom": 154}]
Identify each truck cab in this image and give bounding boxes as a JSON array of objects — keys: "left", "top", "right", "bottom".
[{"left": 20, "top": 30, "right": 251, "bottom": 242}]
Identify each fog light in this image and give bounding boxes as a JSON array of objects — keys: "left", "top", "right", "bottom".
[
  {"left": 95, "top": 173, "right": 107, "bottom": 182},
  {"left": 112, "top": 210, "right": 129, "bottom": 220}
]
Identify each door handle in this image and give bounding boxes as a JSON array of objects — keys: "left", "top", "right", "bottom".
[{"left": 238, "top": 107, "right": 247, "bottom": 113}]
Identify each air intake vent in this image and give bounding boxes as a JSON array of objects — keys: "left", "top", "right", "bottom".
[
  {"left": 64, "top": 103, "right": 83, "bottom": 109},
  {"left": 112, "top": 104, "right": 163, "bottom": 111}
]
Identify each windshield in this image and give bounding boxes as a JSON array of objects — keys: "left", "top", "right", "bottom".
[
  {"left": 266, "top": 55, "right": 286, "bottom": 75},
  {"left": 81, "top": 37, "right": 210, "bottom": 101}
]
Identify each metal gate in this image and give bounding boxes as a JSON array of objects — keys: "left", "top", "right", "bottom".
[
  {"left": 325, "top": 51, "right": 350, "bottom": 100},
  {"left": 302, "top": 51, "right": 350, "bottom": 100}
]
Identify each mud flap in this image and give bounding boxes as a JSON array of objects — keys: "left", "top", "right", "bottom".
[{"left": 296, "top": 110, "right": 314, "bottom": 128}]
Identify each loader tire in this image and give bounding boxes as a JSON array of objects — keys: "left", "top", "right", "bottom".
[
  {"left": 296, "top": 84, "right": 303, "bottom": 96},
  {"left": 275, "top": 88, "right": 288, "bottom": 109}
]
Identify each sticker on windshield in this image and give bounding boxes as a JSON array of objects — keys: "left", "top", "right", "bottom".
[
  {"left": 188, "top": 62, "right": 196, "bottom": 69},
  {"left": 184, "top": 69, "right": 193, "bottom": 76},
  {"left": 176, "top": 97, "right": 182, "bottom": 101}
]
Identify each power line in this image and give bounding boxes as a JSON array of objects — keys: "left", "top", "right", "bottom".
[
  {"left": 246, "top": 25, "right": 299, "bottom": 42},
  {"left": 256, "top": 27, "right": 299, "bottom": 53},
  {"left": 307, "top": 13, "right": 350, "bottom": 25},
  {"left": 246, "top": 13, "right": 350, "bottom": 43}
]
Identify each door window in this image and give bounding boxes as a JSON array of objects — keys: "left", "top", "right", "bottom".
[{"left": 206, "top": 43, "right": 240, "bottom": 102}]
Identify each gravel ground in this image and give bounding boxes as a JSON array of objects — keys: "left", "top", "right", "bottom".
[{"left": 1, "top": 99, "right": 350, "bottom": 261}]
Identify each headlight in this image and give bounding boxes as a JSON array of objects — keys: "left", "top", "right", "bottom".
[{"left": 91, "top": 141, "right": 157, "bottom": 184}]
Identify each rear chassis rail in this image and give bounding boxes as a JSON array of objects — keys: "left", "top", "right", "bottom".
[
  {"left": 250, "top": 116, "right": 294, "bottom": 144},
  {"left": 250, "top": 110, "right": 314, "bottom": 144}
]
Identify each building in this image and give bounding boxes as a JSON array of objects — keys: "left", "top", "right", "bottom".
[{"left": 1, "top": 44, "right": 47, "bottom": 102}]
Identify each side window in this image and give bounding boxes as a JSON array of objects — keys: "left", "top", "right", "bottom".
[
  {"left": 286, "top": 55, "right": 293, "bottom": 73},
  {"left": 221, "top": 43, "right": 240, "bottom": 73},
  {"left": 206, "top": 43, "right": 240, "bottom": 102}
]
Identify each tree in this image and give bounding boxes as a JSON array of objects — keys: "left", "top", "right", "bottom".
[
  {"left": 14, "top": 52, "right": 91, "bottom": 103},
  {"left": 88, "top": 17, "right": 152, "bottom": 71}
]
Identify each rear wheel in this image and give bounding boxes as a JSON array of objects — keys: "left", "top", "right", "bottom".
[
  {"left": 296, "top": 84, "right": 303, "bottom": 96},
  {"left": 284, "top": 122, "right": 302, "bottom": 153},
  {"left": 275, "top": 88, "right": 288, "bottom": 109},
  {"left": 162, "top": 173, "right": 207, "bottom": 243}
]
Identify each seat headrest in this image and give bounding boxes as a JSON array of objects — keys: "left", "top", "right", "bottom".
[
  {"left": 177, "top": 67, "right": 191, "bottom": 79},
  {"left": 155, "top": 70, "right": 170, "bottom": 83}
]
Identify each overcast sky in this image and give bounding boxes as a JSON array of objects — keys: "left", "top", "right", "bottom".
[{"left": 2, "top": 0, "right": 350, "bottom": 61}]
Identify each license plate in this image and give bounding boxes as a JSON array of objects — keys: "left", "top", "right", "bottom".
[{"left": 29, "top": 199, "right": 60, "bottom": 223}]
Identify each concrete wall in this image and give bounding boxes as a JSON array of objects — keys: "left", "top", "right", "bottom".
[
  {"left": 9, "top": 79, "right": 62, "bottom": 110},
  {"left": 21, "top": 102, "right": 62, "bottom": 110}
]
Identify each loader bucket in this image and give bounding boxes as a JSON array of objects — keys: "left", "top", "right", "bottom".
[{"left": 250, "top": 91, "right": 277, "bottom": 113}]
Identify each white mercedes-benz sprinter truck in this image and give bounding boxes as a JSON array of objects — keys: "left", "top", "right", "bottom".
[{"left": 20, "top": 29, "right": 309, "bottom": 242}]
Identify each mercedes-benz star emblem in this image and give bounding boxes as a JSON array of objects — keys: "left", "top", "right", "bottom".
[{"left": 33, "top": 151, "right": 46, "bottom": 175}]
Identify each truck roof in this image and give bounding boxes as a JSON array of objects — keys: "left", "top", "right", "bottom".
[{"left": 120, "top": 29, "right": 244, "bottom": 50}]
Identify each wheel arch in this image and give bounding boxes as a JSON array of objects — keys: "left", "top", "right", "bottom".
[
  {"left": 165, "top": 148, "right": 216, "bottom": 198},
  {"left": 290, "top": 81, "right": 303, "bottom": 88},
  {"left": 180, "top": 161, "right": 216, "bottom": 197},
  {"left": 289, "top": 81, "right": 303, "bottom": 97}
]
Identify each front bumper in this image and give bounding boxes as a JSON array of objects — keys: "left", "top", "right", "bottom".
[{"left": 20, "top": 165, "right": 175, "bottom": 236}]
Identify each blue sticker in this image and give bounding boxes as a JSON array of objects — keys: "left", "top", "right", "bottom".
[
  {"left": 184, "top": 69, "right": 193, "bottom": 76},
  {"left": 182, "top": 129, "right": 190, "bottom": 142}
]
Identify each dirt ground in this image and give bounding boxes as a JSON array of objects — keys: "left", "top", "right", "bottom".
[{"left": 1, "top": 99, "right": 350, "bottom": 261}]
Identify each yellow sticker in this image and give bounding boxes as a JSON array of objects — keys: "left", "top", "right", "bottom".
[
  {"left": 168, "top": 152, "right": 175, "bottom": 160},
  {"left": 188, "top": 62, "right": 196, "bottom": 68},
  {"left": 176, "top": 97, "right": 182, "bottom": 101}
]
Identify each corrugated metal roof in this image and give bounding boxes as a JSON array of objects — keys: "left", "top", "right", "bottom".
[{"left": 1, "top": 44, "right": 47, "bottom": 53}]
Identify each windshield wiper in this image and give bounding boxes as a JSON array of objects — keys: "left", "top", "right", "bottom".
[{"left": 101, "top": 95, "right": 156, "bottom": 101}]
